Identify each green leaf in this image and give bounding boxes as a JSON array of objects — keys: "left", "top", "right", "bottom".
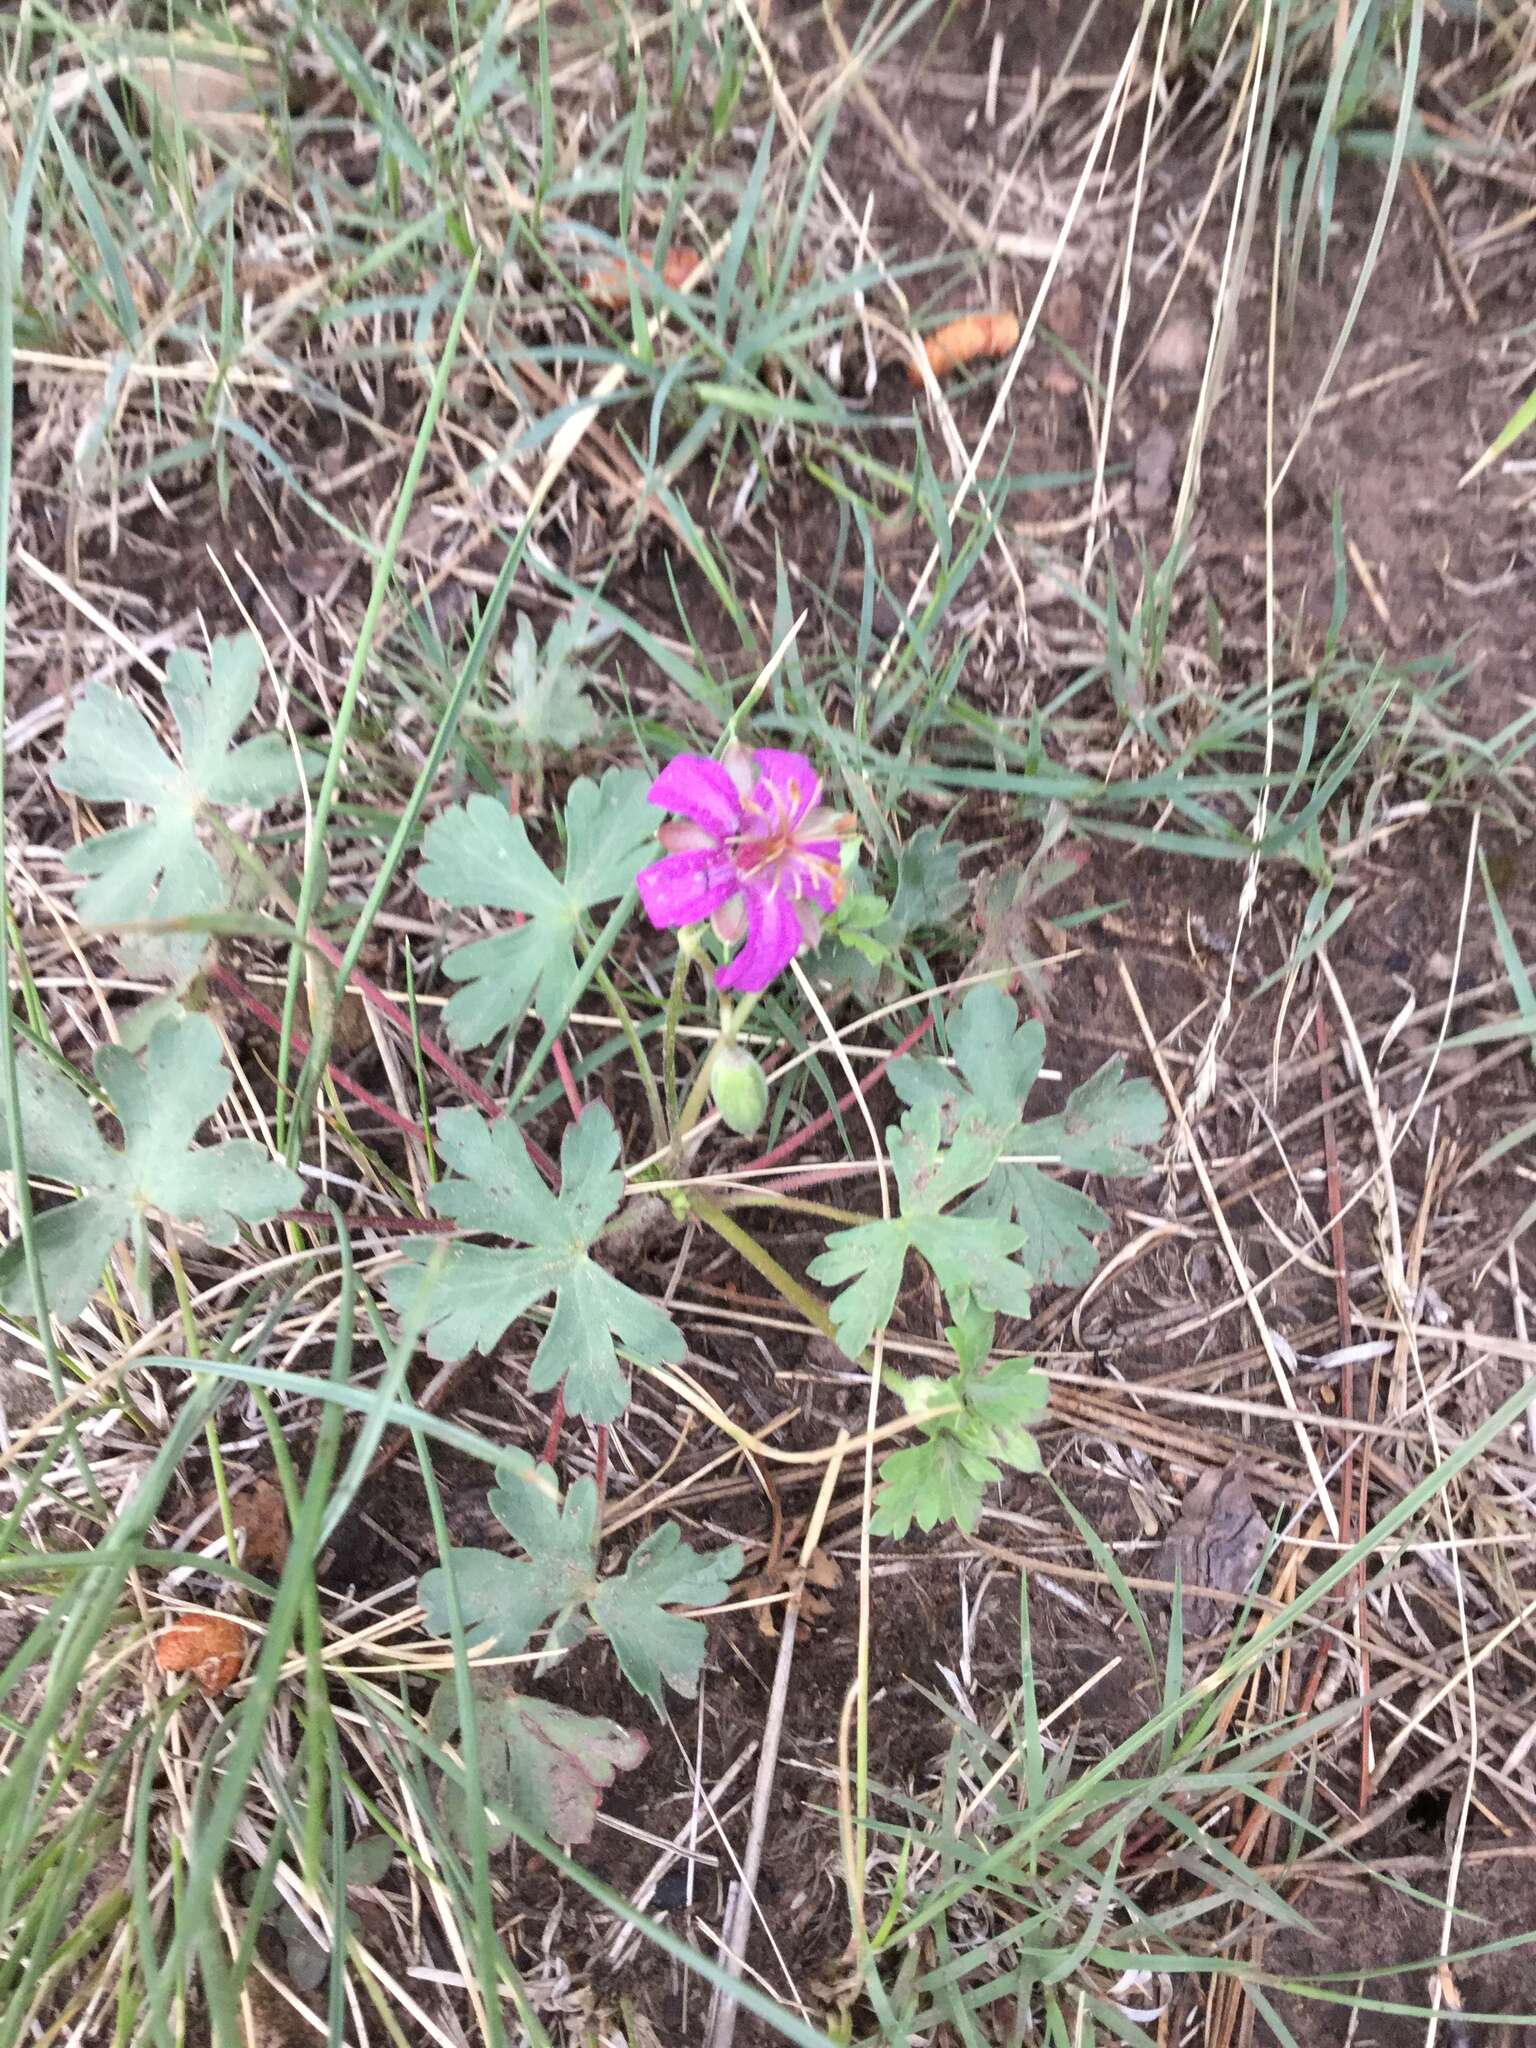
[
  {"left": 342, "top": 1834, "right": 395, "bottom": 1889},
  {"left": 420, "top": 1455, "right": 598, "bottom": 1660},
  {"left": 1017, "top": 1056, "right": 1167, "bottom": 1174},
  {"left": 496, "top": 610, "right": 601, "bottom": 754},
  {"left": 428, "top": 1671, "right": 646, "bottom": 1849},
  {"left": 871, "top": 1434, "right": 1000, "bottom": 1539},
  {"left": 892, "top": 984, "right": 1165, "bottom": 1288},
  {"left": 891, "top": 980, "right": 1043, "bottom": 1137},
  {"left": 966, "top": 1351, "right": 1056, "bottom": 1466},
  {"left": 886, "top": 826, "right": 967, "bottom": 940},
  {"left": 807, "top": 1099, "right": 1035, "bottom": 1359},
  {"left": 807, "top": 827, "right": 964, "bottom": 992},
  {"left": 944, "top": 1299, "right": 995, "bottom": 1376},
  {"left": 52, "top": 632, "right": 302, "bottom": 980},
  {"left": 418, "top": 1450, "right": 741, "bottom": 1708},
  {"left": 873, "top": 1323, "right": 1050, "bottom": 1538},
  {"left": 417, "top": 768, "right": 655, "bottom": 1047},
  {"left": 384, "top": 1104, "right": 682, "bottom": 1422},
  {"left": 0, "top": 1015, "right": 302, "bottom": 1320},
  {"left": 812, "top": 989, "right": 1161, "bottom": 1354},
  {"left": 589, "top": 1521, "right": 740, "bottom": 1705}
]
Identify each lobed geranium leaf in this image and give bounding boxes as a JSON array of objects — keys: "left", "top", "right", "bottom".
[
  {"left": 807, "top": 1100, "right": 1036, "bottom": 1359},
  {"left": 428, "top": 1671, "right": 646, "bottom": 1849},
  {"left": 418, "top": 1451, "right": 741, "bottom": 1709},
  {"left": 0, "top": 1013, "right": 302, "bottom": 1320},
  {"left": 873, "top": 1314, "right": 1050, "bottom": 1538},
  {"left": 588, "top": 1521, "right": 741, "bottom": 1705},
  {"left": 418, "top": 1457, "right": 597, "bottom": 1661},
  {"left": 384, "top": 1105, "right": 682, "bottom": 1423},
  {"left": 890, "top": 984, "right": 1166, "bottom": 1288},
  {"left": 871, "top": 1435, "right": 1001, "bottom": 1540},
  {"left": 52, "top": 632, "right": 303, "bottom": 980},
  {"left": 500, "top": 609, "right": 601, "bottom": 753},
  {"left": 415, "top": 768, "right": 654, "bottom": 1047}
]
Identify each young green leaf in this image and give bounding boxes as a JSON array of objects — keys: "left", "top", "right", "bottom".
[
  {"left": 886, "top": 825, "right": 968, "bottom": 939},
  {"left": 0, "top": 1014, "right": 302, "bottom": 1320},
  {"left": 873, "top": 1433, "right": 1003, "bottom": 1540},
  {"left": 428, "top": 1672, "right": 646, "bottom": 1849},
  {"left": 873, "top": 1312, "right": 1049, "bottom": 1538},
  {"left": 52, "top": 632, "right": 302, "bottom": 980},
  {"left": 415, "top": 767, "right": 654, "bottom": 1047},
  {"left": 384, "top": 1104, "right": 682, "bottom": 1422},
  {"left": 497, "top": 609, "right": 601, "bottom": 754},
  {"left": 807, "top": 1098, "right": 1037, "bottom": 1360},
  {"left": 419, "top": 1450, "right": 741, "bottom": 1707},
  {"left": 892, "top": 984, "right": 1164, "bottom": 1286},
  {"left": 809, "top": 826, "right": 964, "bottom": 993}
]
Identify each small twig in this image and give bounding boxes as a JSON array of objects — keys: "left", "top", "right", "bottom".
[
  {"left": 1408, "top": 158, "right": 1480, "bottom": 328},
  {"left": 1511, "top": 1245, "right": 1534, "bottom": 1458},
  {"left": 704, "top": 1436, "right": 849, "bottom": 2048},
  {"left": 281, "top": 1208, "right": 452, "bottom": 1234},
  {"left": 1315, "top": 1003, "right": 1372, "bottom": 1809},
  {"left": 209, "top": 963, "right": 427, "bottom": 1144}
]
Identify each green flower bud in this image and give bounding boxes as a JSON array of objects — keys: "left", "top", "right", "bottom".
[{"left": 710, "top": 1045, "right": 769, "bottom": 1135}]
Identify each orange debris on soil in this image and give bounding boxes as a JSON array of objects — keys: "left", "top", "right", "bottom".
[
  {"left": 908, "top": 309, "right": 1021, "bottom": 384},
  {"left": 155, "top": 1612, "right": 246, "bottom": 1697}
]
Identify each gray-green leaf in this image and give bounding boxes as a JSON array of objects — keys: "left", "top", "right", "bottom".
[
  {"left": 0, "top": 1014, "right": 302, "bottom": 1320},
  {"left": 417, "top": 768, "right": 654, "bottom": 1047},
  {"left": 418, "top": 1450, "right": 741, "bottom": 1708},
  {"left": 499, "top": 610, "right": 601, "bottom": 753},
  {"left": 384, "top": 1105, "right": 682, "bottom": 1423},
  {"left": 53, "top": 632, "right": 302, "bottom": 981}
]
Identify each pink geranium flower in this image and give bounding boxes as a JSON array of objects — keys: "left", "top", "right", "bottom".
[{"left": 637, "top": 745, "right": 849, "bottom": 992}]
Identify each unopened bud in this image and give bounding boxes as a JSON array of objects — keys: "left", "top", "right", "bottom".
[{"left": 710, "top": 1045, "right": 769, "bottom": 1135}]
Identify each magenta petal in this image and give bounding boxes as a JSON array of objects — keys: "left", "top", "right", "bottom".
[
  {"left": 638, "top": 849, "right": 741, "bottom": 929},
  {"left": 648, "top": 756, "right": 744, "bottom": 838},
  {"left": 716, "top": 883, "right": 803, "bottom": 992},
  {"left": 749, "top": 748, "right": 821, "bottom": 827}
]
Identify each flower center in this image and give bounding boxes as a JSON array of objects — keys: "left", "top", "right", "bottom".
[{"left": 729, "top": 775, "right": 847, "bottom": 902}]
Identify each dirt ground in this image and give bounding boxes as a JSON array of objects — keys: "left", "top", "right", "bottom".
[{"left": 9, "top": 2, "right": 1536, "bottom": 2042}]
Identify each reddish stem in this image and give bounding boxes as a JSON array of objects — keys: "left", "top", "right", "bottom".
[
  {"left": 306, "top": 930, "right": 502, "bottom": 1118},
  {"left": 301, "top": 928, "right": 559, "bottom": 1184},
  {"left": 551, "top": 1031, "right": 584, "bottom": 1117},
  {"left": 541, "top": 1387, "right": 566, "bottom": 1466},
  {"left": 210, "top": 964, "right": 427, "bottom": 1143},
  {"left": 756, "top": 1159, "right": 879, "bottom": 1198},
  {"left": 742, "top": 1013, "right": 934, "bottom": 1174}
]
